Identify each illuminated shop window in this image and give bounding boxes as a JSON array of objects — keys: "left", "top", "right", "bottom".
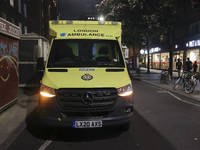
[
  {"left": 187, "top": 49, "right": 199, "bottom": 62},
  {"left": 161, "top": 53, "right": 169, "bottom": 69},
  {"left": 153, "top": 53, "right": 160, "bottom": 69}
]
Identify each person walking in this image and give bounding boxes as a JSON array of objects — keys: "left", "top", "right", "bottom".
[
  {"left": 193, "top": 61, "right": 198, "bottom": 73},
  {"left": 186, "top": 57, "right": 192, "bottom": 72},
  {"left": 176, "top": 59, "right": 182, "bottom": 77}
]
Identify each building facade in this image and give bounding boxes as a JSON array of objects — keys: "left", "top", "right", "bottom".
[
  {"left": 28, "top": 0, "right": 55, "bottom": 39},
  {"left": 0, "top": 0, "right": 56, "bottom": 39},
  {"left": 0, "top": 0, "right": 57, "bottom": 88},
  {"left": 0, "top": 0, "right": 29, "bottom": 35},
  {"left": 144, "top": 15, "right": 200, "bottom": 72}
]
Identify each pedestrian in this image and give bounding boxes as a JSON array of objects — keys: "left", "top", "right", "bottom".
[
  {"left": 193, "top": 61, "right": 198, "bottom": 73},
  {"left": 186, "top": 57, "right": 192, "bottom": 72},
  {"left": 176, "top": 58, "right": 182, "bottom": 77}
]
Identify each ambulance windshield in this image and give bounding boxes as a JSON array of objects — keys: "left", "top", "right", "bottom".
[{"left": 47, "top": 39, "right": 125, "bottom": 68}]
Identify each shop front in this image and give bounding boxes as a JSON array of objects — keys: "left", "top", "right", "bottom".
[
  {"left": 146, "top": 49, "right": 200, "bottom": 71},
  {"left": 145, "top": 54, "right": 153, "bottom": 68},
  {"left": 0, "top": 17, "right": 20, "bottom": 112},
  {"left": 184, "top": 39, "right": 200, "bottom": 72},
  {"left": 145, "top": 51, "right": 182, "bottom": 70},
  {"left": 186, "top": 48, "right": 200, "bottom": 71},
  {"left": 144, "top": 47, "right": 170, "bottom": 70},
  {"left": 173, "top": 51, "right": 184, "bottom": 71},
  {"left": 160, "top": 52, "right": 169, "bottom": 69},
  {"left": 152, "top": 53, "right": 160, "bottom": 69},
  {"left": 143, "top": 39, "right": 200, "bottom": 72}
]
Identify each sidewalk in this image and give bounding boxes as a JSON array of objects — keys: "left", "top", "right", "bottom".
[
  {"left": 131, "top": 68, "right": 200, "bottom": 103},
  {"left": 0, "top": 88, "right": 38, "bottom": 150}
]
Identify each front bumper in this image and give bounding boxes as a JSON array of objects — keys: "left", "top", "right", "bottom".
[{"left": 38, "top": 92, "right": 133, "bottom": 128}]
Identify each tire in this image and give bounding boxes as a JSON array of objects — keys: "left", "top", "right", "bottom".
[
  {"left": 160, "top": 74, "right": 165, "bottom": 84},
  {"left": 166, "top": 75, "right": 173, "bottom": 85},
  {"left": 184, "top": 79, "right": 196, "bottom": 94},
  {"left": 173, "top": 78, "right": 181, "bottom": 90}
]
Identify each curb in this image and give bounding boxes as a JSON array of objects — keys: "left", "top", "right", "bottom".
[{"left": 132, "top": 76, "right": 200, "bottom": 105}]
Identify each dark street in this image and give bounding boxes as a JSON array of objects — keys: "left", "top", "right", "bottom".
[{"left": 4, "top": 79, "right": 200, "bottom": 150}]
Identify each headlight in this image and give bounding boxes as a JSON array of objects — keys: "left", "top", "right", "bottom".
[
  {"left": 40, "top": 84, "right": 56, "bottom": 98},
  {"left": 117, "top": 83, "right": 133, "bottom": 97}
]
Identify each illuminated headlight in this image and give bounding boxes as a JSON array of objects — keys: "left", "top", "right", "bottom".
[
  {"left": 118, "top": 83, "right": 133, "bottom": 97},
  {"left": 40, "top": 84, "right": 56, "bottom": 98}
]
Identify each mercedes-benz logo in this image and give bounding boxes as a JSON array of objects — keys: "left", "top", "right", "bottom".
[{"left": 81, "top": 92, "right": 94, "bottom": 105}]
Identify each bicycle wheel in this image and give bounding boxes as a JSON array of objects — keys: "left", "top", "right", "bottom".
[
  {"left": 184, "top": 79, "right": 196, "bottom": 94},
  {"left": 160, "top": 74, "right": 165, "bottom": 84},
  {"left": 173, "top": 78, "right": 181, "bottom": 89},
  {"left": 166, "top": 75, "right": 174, "bottom": 85}
]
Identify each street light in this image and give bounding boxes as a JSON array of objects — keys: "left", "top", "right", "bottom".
[{"left": 140, "top": 49, "right": 145, "bottom": 54}]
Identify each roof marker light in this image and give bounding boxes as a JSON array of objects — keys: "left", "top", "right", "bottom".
[
  {"left": 52, "top": 20, "right": 59, "bottom": 24},
  {"left": 66, "top": 20, "right": 73, "bottom": 24},
  {"left": 98, "top": 21, "right": 105, "bottom": 25},
  {"left": 112, "top": 22, "right": 118, "bottom": 25}
]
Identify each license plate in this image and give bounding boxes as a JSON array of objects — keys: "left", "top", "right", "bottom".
[{"left": 73, "top": 121, "right": 102, "bottom": 128}]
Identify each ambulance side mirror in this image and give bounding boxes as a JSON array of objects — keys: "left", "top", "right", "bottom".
[{"left": 37, "top": 57, "right": 45, "bottom": 71}]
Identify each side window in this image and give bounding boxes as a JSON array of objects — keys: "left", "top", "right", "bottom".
[{"left": 112, "top": 44, "right": 120, "bottom": 63}]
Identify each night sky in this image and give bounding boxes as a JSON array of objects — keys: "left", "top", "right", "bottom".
[{"left": 59, "top": 0, "right": 102, "bottom": 20}]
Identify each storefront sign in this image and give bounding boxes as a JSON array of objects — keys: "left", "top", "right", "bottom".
[
  {"left": 140, "top": 49, "right": 145, "bottom": 54},
  {"left": 150, "top": 47, "right": 161, "bottom": 53},
  {"left": 186, "top": 40, "right": 200, "bottom": 48},
  {"left": 141, "top": 47, "right": 161, "bottom": 54},
  {"left": 0, "top": 17, "right": 20, "bottom": 39}
]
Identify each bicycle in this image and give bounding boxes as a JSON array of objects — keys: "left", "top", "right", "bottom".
[
  {"left": 173, "top": 71, "right": 192, "bottom": 90},
  {"left": 184, "top": 72, "right": 200, "bottom": 94},
  {"left": 160, "top": 69, "right": 173, "bottom": 85}
]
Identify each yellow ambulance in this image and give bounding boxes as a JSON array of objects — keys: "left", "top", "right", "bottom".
[{"left": 37, "top": 20, "right": 133, "bottom": 130}]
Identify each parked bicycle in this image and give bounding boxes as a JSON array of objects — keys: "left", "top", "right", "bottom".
[
  {"left": 173, "top": 71, "right": 200, "bottom": 93},
  {"left": 160, "top": 69, "right": 173, "bottom": 85},
  {"left": 184, "top": 72, "right": 200, "bottom": 94},
  {"left": 173, "top": 71, "right": 192, "bottom": 90}
]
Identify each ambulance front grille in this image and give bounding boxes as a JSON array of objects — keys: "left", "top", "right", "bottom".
[{"left": 56, "top": 88, "right": 117, "bottom": 110}]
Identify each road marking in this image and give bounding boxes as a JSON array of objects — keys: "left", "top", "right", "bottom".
[
  {"left": 156, "top": 91, "right": 169, "bottom": 93},
  {"left": 157, "top": 91, "right": 200, "bottom": 107},
  {"left": 167, "top": 92, "right": 182, "bottom": 101},
  {"left": 38, "top": 136, "right": 56, "bottom": 150},
  {"left": 176, "top": 98, "right": 200, "bottom": 107},
  {"left": 157, "top": 91, "right": 182, "bottom": 100}
]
